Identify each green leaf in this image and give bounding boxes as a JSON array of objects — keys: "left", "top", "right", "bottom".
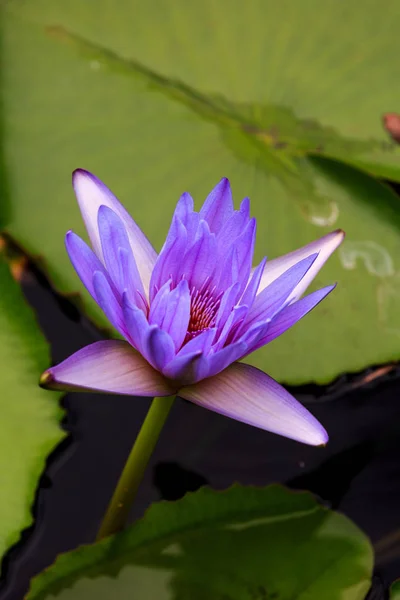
[
  {"left": 6, "top": 0, "right": 400, "bottom": 180},
  {"left": 27, "top": 485, "right": 373, "bottom": 600},
  {"left": 391, "top": 581, "right": 400, "bottom": 599},
  {"left": 0, "top": 253, "right": 65, "bottom": 558},
  {"left": 2, "top": 1, "right": 400, "bottom": 383}
]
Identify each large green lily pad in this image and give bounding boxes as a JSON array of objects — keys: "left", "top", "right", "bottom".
[
  {"left": 27, "top": 484, "right": 373, "bottom": 600},
  {"left": 2, "top": 1, "right": 400, "bottom": 383},
  {"left": 0, "top": 254, "right": 64, "bottom": 559}
]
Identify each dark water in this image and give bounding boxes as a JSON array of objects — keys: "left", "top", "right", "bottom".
[{"left": 0, "top": 261, "right": 399, "bottom": 600}]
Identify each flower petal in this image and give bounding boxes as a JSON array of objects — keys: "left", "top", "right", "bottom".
[
  {"left": 239, "top": 256, "right": 267, "bottom": 309},
  {"left": 215, "top": 197, "right": 250, "bottom": 253},
  {"left": 149, "top": 216, "right": 187, "bottom": 301},
  {"left": 199, "top": 177, "right": 234, "bottom": 234},
  {"left": 92, "top": 270, "right": 125, "bottom": 336},
  {"left": 217, "top": 244, "right": 240, "bottom": 291},
  {"left": 177, "top": 327, "right": 216, "bottom": 356},
  {"left": 247, "top": 284, "right": 336, "bottom": 354},
  {"left": 173, "top": 192, "right": 195, "bottom": 225},
  {"left": 179, "top": 362, "right": 328, "bottom": 445},
  {"left": 257, "top": 230, "right": 344, "bottom": 302},
  {"left": 122, "top": 293, "right": 151, "bottom": 356},
  {"left": 214, "top": 305, "right": 248, "bottom": 350},
  {"left": 72, "top": 169, "right": 157, "bottom": 295},
  {"left": 40, "top": 340, "right": 175, "bottom": 396},
  {"left": 242, "top": 253, "right": 318, "bottom": 331},
  {"left": 144, "top": 326, "right": 176, "bottom": 371},
  {"left": 201, "top": 342, "right": 247, "bottom": 379},
  {"left": 149, "top": 279, "right": 191, "bottom": 351},
  {"left": 215, "top": 282, "right": 241, "bottom": 334},
  {"left": 179, "top": 220, "right": 217, "bottom": 290},
  {"left": 162, "top": 350, "right": 203, "bottom": 384},
  {"left": 65, "top": 231, "right": 115, "bottom": 301},
  {"left": 118, "top": 248, "right": 148, "bottom": 312},
  {"left": 97, "top": 206, "right": 146, "bottom": 305}
]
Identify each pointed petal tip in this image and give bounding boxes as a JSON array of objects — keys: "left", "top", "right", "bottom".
[
  {"left": 334, "top": 228, "right": 345, "bottom": 237},
  {"left": 72, "top": 169, "right": 104, "bottom": 192},
  {"left": 39, "top": 369, "right": 55, "bottom": 389},
  {"left": 308, "top": 424, "right": 329, "bottom": 447},
  {"left": 72, "top": 168, "right": 91, "bottom": 181},
  {"left": 332, "top": 228, "right": 345, "bottom": 244}
]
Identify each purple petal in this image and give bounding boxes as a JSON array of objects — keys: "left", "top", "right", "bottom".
[
  {"left": 239, "top": 196, "right": 250, "bottom": 219},
  {"left": 97, "top": 206, "right": 146, "bottom": 304},
  {"left": 149, "top": 280, "right": 191, "bottom": 351},
  {"left": 199, "top": 178, "right": 234, "bottom": 234},
  {"left": 144, "top": 326, "right": 175, "bottom": 371},
  {"left": 173, "top": 192, "right": 194, "bottom": 225},
  {"left": 247, "top": 285, "right": 336, "bottom": 354},
  {"left": 118, "top": 248, "right": 148, "bottom": 312},
  {"left": 215, "top": 282, "right": 240, "bottom": 334},
  {"left": 241, "top": 253, "right": 318, "bottom": 331},
  {"left": 179, "top": 220, "right": 217, "bottom": 290},
  {"left": 232, "top": 218, "right": 257, "bottom": 294},
  {"left": 149, "top": 217, "right": 187, "bottom": 301},
  {"left": 217, "top": 245, "right": 240, "bottom": 291},
  {"left": 182, "top": 211, "right": 201, "bottom": 241},
  {"left": 160, "top": 280, "right": 191, "bottom": 351},
  {"left": 72, "top": 169, "right": 157, "bottom": 295},
  {"left": 98, "top": 205, "right": 129, "bottom": 288},
  {"left": 240, "top": 257, "right": 267, "bottom": 309},
  {"left": 215, "top": 218, "right": 256, "bottom": 294},
  {"left": 149, "top": 280, "right": 172, "bottom": 325},
  {"left": 179, "top": 362, "right": 328, "bottom": 445},
  {"left": 123, "top": 295, "right": 175, "bottom": 371},
  {"left": 178, "top": 327, "right": 216, "bottom": 356},
  {"left": 198, "top": 341, "right": 247, "bottom": 380},
  {"left": 65, "top": 231, "right": 115, "bottom": 301},
  {"left": 236, "top": 319, "right": 270, "bottom": 350},
  {"left": 40, "top": 340, "right": 176, "bottom": 396},
  {"left": 214, "top": 305, "right": 248, "bottom": 350},
  {"left": 215, "top": 198, "right": 251, "bottom": 252},
  {"left": 162, "top": 350, "right": 203, "bottom": 384},
  {"left": 92, "top": 271, "right": 125, "bottom": 336},
  {"left": 122, "top": 293, "right": 151, "bottom": 356},
  {"left": 257, "top": 230, "right": 345, "bottom": 302}
]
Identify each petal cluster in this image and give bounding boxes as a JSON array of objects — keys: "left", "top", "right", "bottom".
[{"left": 41, "top": 170, "right": 344, "bottom": 445}]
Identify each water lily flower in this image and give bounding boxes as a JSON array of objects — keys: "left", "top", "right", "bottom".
[{"left": 40, "top": 170, "right": 344, "bottom": 446}]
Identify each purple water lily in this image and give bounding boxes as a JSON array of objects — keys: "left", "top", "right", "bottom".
[{"left": 41, "top": 170, "right": 344, "bottom": 445}]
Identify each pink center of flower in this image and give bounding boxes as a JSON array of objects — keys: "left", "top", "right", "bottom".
[{"left": 185, "top": 285, "right": 221, "bottom": 342}]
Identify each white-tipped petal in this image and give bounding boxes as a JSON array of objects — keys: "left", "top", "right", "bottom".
[
  {"left": 257, "top": 230, "right": 344, "bottom": 302},
  {"left": 179, "top": 362, "right": 328, "bottom": 446},
  {"left": 72, "top": 169, "right": 157, "bottom": 296},
  {"left": 40, "top": 340, "right": 176, "bottom": 397}
]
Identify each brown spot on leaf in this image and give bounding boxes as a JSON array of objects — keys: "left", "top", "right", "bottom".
[
  {"left": 10, "top": 257, "right": 28, "bottom": 282},
  {"left": 383, "top": 113, "right": 400, "bottom": 143}
]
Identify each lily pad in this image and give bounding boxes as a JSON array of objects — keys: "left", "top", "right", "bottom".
[
  {"left": 2, "top": 1, "right": 400, "bottom": 383},
  {"left": 391, "top": 580, "right": 400, "bottom": 599},
  {"left": 27, "top": 484, "right": 373, "bottom": 600},
  {"left": 0, "top": 253, "right": 65, "bottom": 559}
]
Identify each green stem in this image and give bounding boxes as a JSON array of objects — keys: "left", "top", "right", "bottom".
[{"left": 96, "top": 395, "right": 175, "bottom": 541}]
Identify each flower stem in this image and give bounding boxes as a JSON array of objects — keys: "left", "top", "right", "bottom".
[{"left": 96, "top": 395, "right": 175, "bottom": 541}]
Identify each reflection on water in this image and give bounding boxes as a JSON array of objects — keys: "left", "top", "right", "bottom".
[{"left": 339, "top": 241, "right": 395, "bottom": 278}]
